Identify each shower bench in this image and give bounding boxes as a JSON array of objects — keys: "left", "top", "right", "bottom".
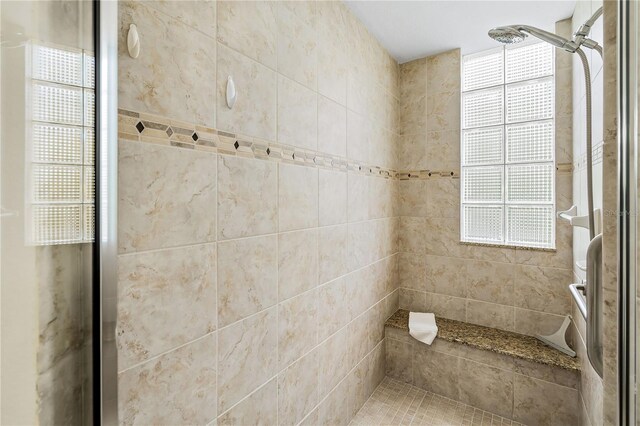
[{"left": 384, "top": 309, "right": 581, "bottom": 425}]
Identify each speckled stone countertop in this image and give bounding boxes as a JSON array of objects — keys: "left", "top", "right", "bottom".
[{"left": 386, "top": 309, "right": 580, "bottom": 372}]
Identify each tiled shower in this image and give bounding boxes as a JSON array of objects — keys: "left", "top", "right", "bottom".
[
  {"left": 1, "top": 0, "right": 619, "bottom": 425},
  {"left": 113, "top": 1, "right": 609, "bottom": 425}
]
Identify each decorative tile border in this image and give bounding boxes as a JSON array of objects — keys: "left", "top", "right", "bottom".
[
  {"left": 119, "top": 109, "right": 573, "bottom": 181},
  {"left": 118, "top": 109, "right": 397, "bottom": 179}
]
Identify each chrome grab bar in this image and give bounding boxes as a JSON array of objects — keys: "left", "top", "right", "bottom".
[
  {"left": 569, "top": 283, "right": 587, "bottom": 319},
  {"left": 586, "top": 233, "right": 603, "bottom": 377}
]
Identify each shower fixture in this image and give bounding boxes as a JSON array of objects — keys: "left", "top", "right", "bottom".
[
  {"left": 488, "top": 25, "right": 580, "bottom": 52},
  {"left": 489, "top": 7, "right": 604, "bottom": 377}
]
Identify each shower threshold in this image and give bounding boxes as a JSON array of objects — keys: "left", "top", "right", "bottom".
[{"left": 350, "top": 376, "right": 525, "bottom": 426}]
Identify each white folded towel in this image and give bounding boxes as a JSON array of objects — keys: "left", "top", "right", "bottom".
[{"left": 409, "top": 312, "right": 438, "bottom": 345}]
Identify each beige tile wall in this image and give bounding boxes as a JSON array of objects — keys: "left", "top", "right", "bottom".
[
  {"left": 396, "top": 22, "right": 576, "bottom": 339},
  {"left": 116, "top": 1, "right": 399, "bottom": 425}
]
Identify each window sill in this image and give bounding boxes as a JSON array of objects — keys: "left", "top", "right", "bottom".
[{"left": 460, "top": 241, "right": 556, "bottom": 252}]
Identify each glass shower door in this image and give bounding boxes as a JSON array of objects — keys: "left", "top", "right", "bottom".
[{"left": 0, "top": 1, "right": 95, "bottom": 424}]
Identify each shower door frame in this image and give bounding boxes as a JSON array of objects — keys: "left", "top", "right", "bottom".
[
  {"left": 617, "top": 0, "right": 637, "bottom": 424},
  {"left": 94, "top": 0, "right": 119, "bottom": 424}
]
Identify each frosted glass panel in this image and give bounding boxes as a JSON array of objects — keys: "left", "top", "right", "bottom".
[
  {"left": 29, "top": 44, "right": 95, "bottom": 245},
  {"left": 463, "top": 126, "right": 503, "bottom": 165},
  {"left": 461, "top": 43, "right": 555, "bottom": 248},
  {"left": 32, "top": 44, "right": 83, "bottom": 86},
  {"left": 463, "top": 87, "right": 504, "bottom": 129},
  {"left": 31, "top": 205, "right": 83, "bottom": 244},
  {"left": 506, "top": 164, "right": 554, "bottom": 203},
  {"left": 463, "top": 205, "right": 504, "bottom": 243},
  {"left": 506, "top": 78, "right": 554, "bottom": 123},
  {"left": 463, "top": 49, "right": 503, "bottom": 91},
  {"left": 505, "top": 42, "right": 553, "bottom": 83},
  {"left": 32, "top": 165, "right": 83, "bottom": 203},
  {"left": 506, "top": 120, "right": 554, "bottom": 163},
  {"left": 33, "top": 82, "right": 83, "bottom": 125},
  {"left": 463, "top": 166, "right": 503, "bottom": 202},
  {"left": 84, "top": 53, "right": 95, "bottom": 88},
  {"left": 33, "top": 123, "right": 83, "bottom": 164},
  {"left": 506, "top": 205, "right": 554, "bottom": 247}
]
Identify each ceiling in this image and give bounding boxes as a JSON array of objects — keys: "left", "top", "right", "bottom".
[{"left": 344, "top": 0, "right": 577, "bottom": 63}]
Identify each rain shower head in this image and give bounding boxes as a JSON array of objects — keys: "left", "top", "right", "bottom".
[{"left": 488, "top": 25, "right": 578, "bottom": 52}]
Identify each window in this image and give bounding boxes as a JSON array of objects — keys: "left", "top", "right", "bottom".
[
  {"left": 28, "top": 43, "right": 95, "bottom": 245},
  {"left": 461, "top": 42, "right": 555, "bottom": 248}
]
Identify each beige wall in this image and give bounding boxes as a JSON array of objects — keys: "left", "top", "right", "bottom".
[
  {"left": 116, "top": 1, "right": 399, "bottom": 424},
  {"left": 396, "top": 21, "right": 575, "bottom": 338}
]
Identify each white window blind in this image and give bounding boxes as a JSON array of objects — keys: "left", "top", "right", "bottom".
[
  {"left": 28, "top": 43, "right": 95, "bottom": 245},
  {"left": 461, "top": 42, "right": 555, "bottom": 248}
]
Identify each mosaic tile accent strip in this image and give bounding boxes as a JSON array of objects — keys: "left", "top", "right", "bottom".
[
  {"left": 118, "top": 109, "right": 396, "bottom": 179},
  {"left": 119, "top": 109, "right": 571, "bottom": 181},
  {"left": 350, "top": 376, "right": 524, "bottom": 426}
]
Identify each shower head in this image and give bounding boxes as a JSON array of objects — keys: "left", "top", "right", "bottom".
[
  {"left": 488, "top": 27, "right": 526, "bottom": 44},
  {"left": 488, "top": 25, "right": 578, "bottom": 53}
]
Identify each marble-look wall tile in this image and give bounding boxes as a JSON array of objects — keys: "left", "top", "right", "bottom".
[
  {"left": 398, "top": 180, "right": 429, "bottom": 217},
  {"left": 277, "top": 75, "right": 318, "bottom": 150},
  {"left": 514, "top": 265, "right": 572, "bottom": 315},
  {"left": 346, "top": 110, "right": 371, "bottom": 163},
  {"left": 117, "top": 244, "right": 216, "bottom": 370},
  {"left": 278, "top": 289, "right": 318, "bottom": 370},
  {"left": 513, "top": 374, "right": 579, "bottom": 425},
  {"left": 424, "top": 292, "right": 467, "bottom": 322},
  {"left": 217, "top": 155, "right": 277, "bottom": 240},
  {"left": 399, "top": 288, "right": 427, "bottom": 313},
  {"left": 278, "top": 349, "right": 319, "bottom": 426},
  {"left": 217, "top": 235, "right": 277, "bottom": 327},
  {"left": 348, "top": 173, "right": 370, "bottom": 222},
  {"left": 319, "top": 169, "right": 347, "bottom": 226},
  {"left": 457, "top": 358, "right": 513, "bottom": 419},
  {"left": 465, "top": 259, "right": 515, "bottom": 306},
  {"left": 385, "top": 337, "right": 412, "bottom": 384},
  {"left": 466, "top": 299, "right": 515, "bottom": 331},
  {"left": 217, "top": 1, "right": 277, "bottom": 69},
  {"left": 142, "top": 0, "right": 216, "bottom": 38},
  {"left": 119, "top": 334, "right": 217, "bottom": 425},
  {"left": 278, "top": 229, "right": 318, "bottom": 301},
  {"left": 399, "top": 252, "right": 427, "bottom": 291},
  {"left": 317, "top": 378, "right": 350, "bottom": 426},
  {"left": 318, "top": 328, "right": 349, "bottom": 398},
  {"left": 317, "top": 1, "right": 348, "bottom": 105},
  {"left": 318, "top": 276, "right": 349, "bottom": 341},
  {"left": 118, "top": 1, "right": 216, "bottom": 126},
  {"left": 216, "top": 43, "right": 277, "bottom": 140},
  {"left": 118, "top": 141, "right": 216, "bottom": 253},
  {"left": 413, "top": 345, "right": 460, "bottom": 400},
  {"left": 217, "top": 379, "right": 277, "bottom": 426},
  {"left": 279, "top": 163, "right": 318, "bottom": 232},
  {"left": 424, "top": 255, "right": 467, "bottom": 298},
  {"left": 318, "top": 224, "right": 349, "bottom": 285},
  {"left": 276, "top": 1, "right": 317, "bottom": 89},
  {"left": 217, "top": 308, "right": 277, "bottom": 414},
  {"left": 318, "top": 95, "right": 347, "bottom": 157},
  {"left": 514, "top": 308, "right": 566, "bottom": 337}
]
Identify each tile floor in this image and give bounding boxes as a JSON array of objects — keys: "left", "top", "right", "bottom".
[{"left": 350, "top": 377, "right": 525, "bottom": 426}]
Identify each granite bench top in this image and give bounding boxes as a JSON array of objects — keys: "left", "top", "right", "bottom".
[{"left": 385, "top": 309, "right": 580, "bottom": 372}]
